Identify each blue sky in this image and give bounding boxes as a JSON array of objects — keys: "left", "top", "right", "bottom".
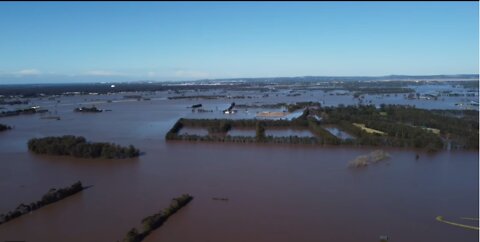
[{"left": 0, "top": 1, "right": 478, "bottom": 83}]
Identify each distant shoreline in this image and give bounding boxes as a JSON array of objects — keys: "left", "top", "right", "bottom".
[
  {"left": 0, "top": 78, "right": 477, "bottom": 98},
  {"left": 0, "top": 74, "right": 478, "bottom": 86}
]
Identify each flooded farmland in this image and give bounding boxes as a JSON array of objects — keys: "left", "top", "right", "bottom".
[
  {"left": 227, "top": 128, "right": 256, "bottom": 137},
  {"left": 0, "top": 1, "right": 478, "bottom": 241},
  {"left": 178, "top": 127, "right": 209, "bottom": 136},
  {"left": 265, "top": 127, "right": 316, "bottom": 137},
  {"left": 0, "top": 87, "right": 478, "bottom": 242}
]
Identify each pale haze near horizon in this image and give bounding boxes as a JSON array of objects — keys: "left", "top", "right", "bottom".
[{"left": 0, "top": 1, "right": 478, "bottom": 84}]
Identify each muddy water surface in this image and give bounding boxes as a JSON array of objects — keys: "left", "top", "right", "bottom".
[{"left": 0, "top": 94, "right": 477, "bottom": 242}]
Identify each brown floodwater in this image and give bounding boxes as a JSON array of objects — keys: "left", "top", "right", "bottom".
[{"left": 0, "top": 93, "right": 478, "bottom": 242}]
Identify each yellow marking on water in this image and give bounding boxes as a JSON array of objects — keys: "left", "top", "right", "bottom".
[
  {"left": 460, "top": 217, "right": 479, "bottom": 221},
  {"left": 436, "top": 216, "right": 479, "bottom": 231}
]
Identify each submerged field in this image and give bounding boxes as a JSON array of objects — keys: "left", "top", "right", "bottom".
[
  {"left": 166, "top": 104, "right": 478, "bottom": 151},
  {"left": 0, "top": 83, "right": 478, "bottom": 242}
]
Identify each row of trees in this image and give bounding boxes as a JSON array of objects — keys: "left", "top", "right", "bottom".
[
  {"left": 123, "top": 194, "right": 194, "bottom": 242},
  {"left": 166, "top": 104, "right": 478, "bottom": 151},
  {"left": 0, "top": 181, "right": 84, "bottom": 225},
  {"left": 173, "top": 117, "right": 306, "bottom": 130},
  {"left": 256, "top": 122, "right": 266, "bottom": 141},
  {"left": 208, "top": 120, "right": 232, "bottom": 133},
  {"left": 165, "top": 110, "right": 350, "bottom": 145},
  {"left": 166, "top": 117, "right": 305, "bottom": 140},
  {"left": 174, "top": 133, "right": 322, "bottom": 145},
  {"left": 173, "top": 134, "right": 257, "bottom": 143},
  {"left": 28, "top": 135, "right": 140, "bottom": 159}
]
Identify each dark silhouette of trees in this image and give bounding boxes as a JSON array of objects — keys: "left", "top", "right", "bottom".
[
  {"left": 0, "top": 181, "right": 85, "bottom": 225},
  {"left": 28, "top": 135, "right": 140, "bottom": 159},
  {"left": 208, "top": 120, "right": 232, "bottom": 133},
  {"left": 256, "top": 121, "right": 266, "bottom": 141},
  {"left": 74, "top": 106, "right": 102, "bottom": 112},
  {"left": 122, "top": 194, "right": 193, "bottom": 242}
]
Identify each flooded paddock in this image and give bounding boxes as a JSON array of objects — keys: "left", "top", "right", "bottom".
[
  {"left": 0, "top": 90, "right": 478, "bottom": 242},
  {"left": 265, "top": 128, "right": 316, "bottom": 137},
  {"left": 227, "top": 128, "right": 256, "bottom": 137},
  {"left": 323, "top": 125, "right": 355, "bottom": 140},
  {"left": 178, "top": 127, "right": 209, "bottom": 136}
]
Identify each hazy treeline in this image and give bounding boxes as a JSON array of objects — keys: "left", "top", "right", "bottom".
[
  {"left": 0, "top": 99, "right": 29, "bottom": 105},
  {"left": 0, "top": 107, "right": 47, "bottom": 118},
  {"left": 351, "top": 87, "right": 414, "bottom": 95},
  {"left": 123, "top": 194, "right": 194, "bottom": 242},
  {"left": 0, "top": 181, "right": 85, "bottom": 225},
  {"left": 28, "top": 135, "right": 140, "bottom": 159},
  {"left": 168, "top": 95, "right": 226, "bottom": 100},
  {"left": 235, "top": 101, "right": 320, "bottom": 112}
]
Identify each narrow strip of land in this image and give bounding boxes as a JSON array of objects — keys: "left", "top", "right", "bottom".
[
  {"left": 122, "top": 194, "right": 193, "bottom": 242},
  {"left": 435, "top": 216, "right": 479, "bottom": 231},
  {"left": 0, "top": 181, "right": 87, "bottom": 225}
]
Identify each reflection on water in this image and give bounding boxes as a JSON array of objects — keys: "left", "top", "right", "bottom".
[
  {"left": 265, "top": 128, "right": 315, "bottom": 137},
  {"left": 227, "top": 128, "right": 256, "bottom": 137},
  {"left": 178, "top": 127, "right": 208, "bottom": 136},
  {"left": 323, "top": 125, "right": 355, "bottom": 140}
]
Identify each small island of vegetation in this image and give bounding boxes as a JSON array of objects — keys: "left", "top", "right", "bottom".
[
  {"left": 348, "top": 150, "right": 390, "bottom": 168},
  {"left": 123, "top": 194, "right": 194, "bottom": 242},
  {"left": 28, "top": 135, "right": 140, "bottom": 159},
  {"left": 74, "top": 106, "right": 103, "bottom": 113},
  {"left": 0, "top": 181, "right": 86, "bottom": 225}
]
